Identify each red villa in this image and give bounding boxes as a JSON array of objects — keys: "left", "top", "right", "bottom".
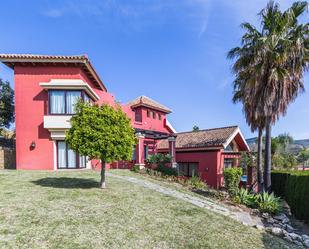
[{"left": 0, "top": 53, "right": 250, "bottom": 188}]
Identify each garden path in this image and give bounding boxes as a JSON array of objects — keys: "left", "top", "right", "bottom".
[{"left": 107, "top": 172, "right": 264, "bottom": 228}]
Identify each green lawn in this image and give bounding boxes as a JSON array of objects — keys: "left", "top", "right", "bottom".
[{"left": 0, "top": 170, "right": 294, "bottom": 249}]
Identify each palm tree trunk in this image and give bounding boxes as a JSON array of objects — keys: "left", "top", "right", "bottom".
[
  {"left": 100, "top": 159, "right": 106, "bottom": 189},
  {"left": 264, "top": 118, "right": 272, "bottom": 192},
  {"left": 257, "top": 128, "right": 263, "bottom": 192}
]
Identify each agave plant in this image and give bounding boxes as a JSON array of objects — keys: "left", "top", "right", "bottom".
[
  {"left": 234, "top": 188, "right": 257, "bottom": 208},
  {"left": 256, "top": 191, "right": 282, "bottom": 214}
]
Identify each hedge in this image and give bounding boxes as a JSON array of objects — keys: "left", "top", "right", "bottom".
[{"left": 271, "top": 170, "right": 309, "bottom": 223}]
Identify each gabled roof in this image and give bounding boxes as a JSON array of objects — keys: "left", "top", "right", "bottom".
[
  {"left": 0, "top": 54, "right": 107, "bottom": 91},
  {"left": 127, "top": 95, "right": 172, "bottom": 113},
  {"left": 157, "top": 126, "right": 250, "bottom": 151}
]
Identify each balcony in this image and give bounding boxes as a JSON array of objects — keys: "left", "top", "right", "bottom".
[{"left": 43, "top": 115, "right": 72, "bottom": 140}]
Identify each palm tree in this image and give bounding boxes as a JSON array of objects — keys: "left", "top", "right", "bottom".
[
  {"left": 232, "top": 77, "right": 265, "bottom": 192},
  {"left": 229, "top": 1, "right": 309, "bottom": 191}
]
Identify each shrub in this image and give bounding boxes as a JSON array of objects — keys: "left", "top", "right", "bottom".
[
  {"left": 272, "top": 170, "right": 309, "bottom": 222},
  {"left": 156, "top": 164, "right": 177, "bottom": 176},
  {"left": 131, "top": 165, "right": 140, "bottom": 173},
  {"left": 256, "top": 192, "right": 282, "bottom": 214},
  {"left": 147, "top": 153, "right": 172, "bottom": 165},
  {"left": 145, "top": 168, "right": 162, "bottom": 177},
  {"left": 271, "top": 171, "right": 290, "bottom": 197},
  {"left": 234, "top": 188, "right": 257, "bottom": 208},
  {"left": 146, "top": 153, "right": 176, "bottom": 176},
  {"left": 223, "top": 167, "right": 242, "bottom": 196},
  {"left": 187, "top": 176, "right": 208, "bottom": 190}
]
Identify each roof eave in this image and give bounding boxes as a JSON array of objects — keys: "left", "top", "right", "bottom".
[
  {"left": 0, "top": 55, "right": 107, "bottom": 92},
  {"left": 130, "top": 103, "right": 172, "bottom": 114},
  {"left": 157, "top": 146, "right": 223, "bottom": 152},
  {"left": 222, "top": 127, "right": 250, "bottom": 151}
]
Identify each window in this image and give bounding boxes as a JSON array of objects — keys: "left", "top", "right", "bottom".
[
  {"left": 147, "top": 110, "right": 150, "bottom": 117},
  {"left": 135, "top": 110, "right": 142, "bottom": 122},
  {"left": 178, "top": 162, "right": 199, "bottom": 177},
  {"left": 84, "top": 93, "right": 90, "bottom": 103},
  {"left": 49, "top": 90, "right": 90, "bottom": 115},
  {"left": 224, "top": 158, "right": 234, "bottom": 169},
  {"left": 132, "top": 146, "right": 136, "bottom": 161},
  {"left": 66, "top": 91, "right": 81, "bottom": 114},
  {"left": 158, "top": 113, "right": 161, "bottom": 120},
  {"left": 152, "top": 111, "right": 156, "bottom": 119},
  {"left": 57, "top": 141, "right": 87, "bottom": 169},
  {"left": 144, "top": 145, "right": 149, "bottom": 159}
]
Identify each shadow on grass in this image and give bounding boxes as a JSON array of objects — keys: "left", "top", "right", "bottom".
[{"left": 32, "top": 177, "right": 99, "bottom": 189}]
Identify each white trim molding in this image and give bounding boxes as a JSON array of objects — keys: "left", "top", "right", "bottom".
[
  {"left": 53, "top": 140, "right": 57, "bottom": 170},
  {"left": 49, "top": 130, "right": 67, "bottom": 140},
  {"left": 44, "top": 115, "right": 71, "bottom": 130},
  {"left": 40, "top": 79, "right": 100, "bottom": 101},
  {"left": 165, "top": 119, "right": 177, "bottom": 133},
  {"left": 223, "top": 127, "right": 250, "bottom": 151}
]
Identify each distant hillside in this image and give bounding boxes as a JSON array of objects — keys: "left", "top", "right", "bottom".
[
  {"left": 246, "top": 137, "right": 309, "bottom": 153},
  {"left": 294, "top": 139, "right": 309, "bottom": 148}
]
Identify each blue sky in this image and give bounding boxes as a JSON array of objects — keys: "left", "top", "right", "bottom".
[{"left": 0, "top": 0, "right": 308, "bottom": 139}]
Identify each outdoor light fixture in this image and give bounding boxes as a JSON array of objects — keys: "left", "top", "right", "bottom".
[{"left": 30, "top": 141, "right": 36, "bottom": 149}]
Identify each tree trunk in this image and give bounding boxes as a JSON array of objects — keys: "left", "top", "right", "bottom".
[
  {"left": 257, "top": 128, "right": 264, "bottom": 192},
  {"left": 100, "top": 159, "right": 106, "bottom": 189},
  {"left": 264, "top": 118, "right": 272, "bottom": 192}
]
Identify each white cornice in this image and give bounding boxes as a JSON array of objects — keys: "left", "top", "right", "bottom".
[{"left": 40, "top": 79, "right": 100, "bottom": 101}]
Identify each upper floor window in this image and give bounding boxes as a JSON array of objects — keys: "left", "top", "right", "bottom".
[
  {"left": 49, "top": 90, "right": 90, "bottom": 115},
  {"left": 147, "top": 110, "right": 150, "bottom": 117},
  {"left": 135, "top": 110, "right": 142, "bottom": 122},
  {"left": 158, "top": 113, "right": 162, "bottom": 120},
  {"left": 152, "top": 111, "right": 156, "bottom": 119}
]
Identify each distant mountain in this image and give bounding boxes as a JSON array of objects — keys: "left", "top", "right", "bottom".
[
  {"left": 246, "top": 137, "right": 257, "bottom": 145},
  {"left": 246, "top": 137, "right": 309, "bottom": 154},
  {"left": 294, "top": 139, "right": 309, "bottom": 148}
]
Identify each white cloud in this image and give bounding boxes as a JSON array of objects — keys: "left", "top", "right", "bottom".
[
  {"left": 43, "top": 9, "right": 63, "bottom": 18},
  {"left": 40, "top": 0, "right": 214, "bottom": 35}
]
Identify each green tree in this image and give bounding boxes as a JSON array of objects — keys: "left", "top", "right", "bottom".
[
  {"left": 66, "top": 101, "right": 136, "bottom": 188},
  {"left": 0, "top": 79, "right": 14, "bottom": 130},
  {"left": 270, "top": 133, "right": 294, "bottom": 155},
  {"left": 298, "top": 148, "right": 309, "bottom": 170},
  {"left": 277, "top": 133, "right": 293, "bottom": 152},
  {"left": 228, "top": 1, "right": 309, "bottom": 191},
  {"left": 192, "top": 125, "right": 199, "bottom": 132}
]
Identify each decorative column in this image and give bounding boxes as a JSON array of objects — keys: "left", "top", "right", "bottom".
[
  {"left": 168, "top": 135, "right": 177, "bottom": 168},
  {"left": 135, "top": 132, "right": 145, "bottom": 169}
]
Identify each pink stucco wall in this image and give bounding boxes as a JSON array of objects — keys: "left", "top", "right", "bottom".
[
  {"left": 123, "top": 106, "right": 170, "bottom": 133},
  {"left": 173, "top": 147, "right": 244, "bottom": 189},
  {"left": 175, "top": 150, "right": 221, "bottom": 188},
  {"left": 14, "top": 66, "right": 107, "bottom": 170}
]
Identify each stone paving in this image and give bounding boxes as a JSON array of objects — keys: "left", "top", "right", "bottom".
[{"left": 107, "top": 172, "right": 263, "bottom": 228}]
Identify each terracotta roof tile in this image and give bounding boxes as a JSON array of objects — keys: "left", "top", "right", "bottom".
[
  {"left": 127, "top": 95, "right": 172, "bottom": 113},
  {"left": 157, "top": 126, "right": 239, "bottom": 149},
  {"left": 0, "top": 54, "right": 87, "bottom": 61}
]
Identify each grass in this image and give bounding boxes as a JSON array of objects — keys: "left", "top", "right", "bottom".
[{"left": 0, "top": 169, "right": 295, "bottom": 249}]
